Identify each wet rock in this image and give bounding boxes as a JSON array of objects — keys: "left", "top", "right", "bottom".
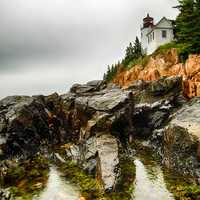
[
  {"left": 147, "top": 76, "right": 182, "bottom": 96},
  {"left": 74, "top": 88, "right": 130, "bottom": 113},
  {"left": 0, "top": 96, "right": 34, "bottom": 122},
  {"left": 148, "top": 111, "right": 168, "bottom": 129},
  {"left": 127, "top": 80, "right": 147, "bottom": 91},
  {"left": 0, "top": 188, "right": 13, "bottom": 200},
  {"left": 65, "top": 134, "right": 119, "bottom": 191},
  {"left": 70, "top": 80, "right": 104, "bottom": 94},
  {"left": 65, "top": 144, "right": 81, "bottom": 164},
  {"left": 96, "top": 134, "right": 119, "bottom": 191},
  {"left": 0, "top": 94, "right": 71, "bottom": 158},
  {"left": 163, "top": 97, "right": 200, "bottom": 179},
  {"left": 0, "top": 115, "right": 7, "bottom": 133},
  {"left": 87, "top": 89, "right": 130, "bottom": 112},
  {"left": 61, "top": 93, "right": 76, "bottom": 110}
]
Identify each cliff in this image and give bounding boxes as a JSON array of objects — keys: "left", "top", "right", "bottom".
[
  {"left": 113, "top": 48, "right": 200, "bottom": 98},
  {"left": 1, "top": 78, "right": 200, "bottom": 199},
  {"left": 1, "top": 57, "right": 200, "bottom": 199}
]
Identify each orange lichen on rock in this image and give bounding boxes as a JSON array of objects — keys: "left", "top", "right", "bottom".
[{"left": 113, "top": 48, "right": 200, "bottom": 98}]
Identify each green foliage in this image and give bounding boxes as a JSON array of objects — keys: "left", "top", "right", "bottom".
[
  {"left": 175, "top": 0, "right": 200, "bottom": 60},
  {"left": 123, "top": 42, "right": 135, "bottom": 67},
  {"left": 103, "top": 63, "right": 121, "bottom": 83},
  {"left": 59, "top": 161, "right": 103, "bottom": 199},
  {"left": 166, "top": 174, "right": 200, "bottom": 200},
  {"left": 122, "top": 37, "right": 143, "bottom": 67},
  {"left": 155, "top": 42, "right": 180, "bottom": 54},
  {"left": 103, "top": 37, "right": 143, "bottom": 82},
  {"left": 134, "top": 37, "right": 143, "bottom": 59},
  {"left": 2, "top": 155, "right": 49, "bottom": 199},
  {"left": 154, "top": 42, "right": 190, "bottom": 62},
  {"left": 128, "top": 55, "right": 150, "bottom": 69}
]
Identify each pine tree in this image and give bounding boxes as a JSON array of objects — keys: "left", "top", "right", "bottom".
[
  {"left": 103, "top": 37, "right": 143, "bottom": 82},
  {"left": 134, "top": 37, "right": 142, "bottom": 58},
  {"left": 193, "top": 0, "right": 200, "bottom": 52},
  {"left": 175, "top": 0, "right": 195, "bottom": 43},
  {"left": 125, "top": 43, "right": 135, "bottom": 59},
  {"left": 175, "top": 0, "right": 200, "bottom": 57}
]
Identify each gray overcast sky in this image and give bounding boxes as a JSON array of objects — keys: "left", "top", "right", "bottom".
[{"left": 0, "top": 0, "right": 178, "bottom": 98}]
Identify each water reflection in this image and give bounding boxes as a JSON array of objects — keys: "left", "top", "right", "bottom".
[
  {"left": 132, "top": 159, "right": 174, "bottom": 200},
  {"left": 36, "top": 167, "right": 80, "bottom": 200}
]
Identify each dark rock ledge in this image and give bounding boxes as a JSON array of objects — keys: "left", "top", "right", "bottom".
[{"left": 1, "top": 77, "right": 200, "bottom": 199}]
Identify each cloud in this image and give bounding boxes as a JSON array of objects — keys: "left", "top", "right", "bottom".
[{"left": 0, "top": 0, "right": 178, "bottom": 98}]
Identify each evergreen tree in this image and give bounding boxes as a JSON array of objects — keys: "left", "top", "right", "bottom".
[
  {"left": 175, "top": 0, "right": 200, "bottom": 57},
  {"left": 175, "top": 0, "right": 195, "bottom": 43},
  {"left": 103, "top": 37, "right": 143, "bottom": 82},
  {"left": 134, "top": 36, "right": 142, "bottom": 58},
  {"left": 125, "top": 43, "right": 135, "bottom": 60}
]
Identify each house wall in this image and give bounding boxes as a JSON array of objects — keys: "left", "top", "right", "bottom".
[
  {"left": 142, "top": 18, "right": 174, "bottom": 55},
  {"left": 147, "top": 28, "right": 174, "bottom": 55},
  {"left": 141, "top": 27, "right": 151, "bottom": 54}
]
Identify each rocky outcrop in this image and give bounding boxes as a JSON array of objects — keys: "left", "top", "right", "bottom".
[
  {"left": 0, "top": 188, "right": 13, "bottom": 200},
  {"left": 0, "top": 94, "right": 70, "bottom": 158},
  {"left": 113, "top": 48, "right": 200, "bottom": 98},
  {"left": 96, "top": 134, "right": 119, "bottom": 191},
  {"left": 0, "top": 80, "right": 130, "bottom": 192},
  {"left": 163, "top": 98, "right": 200, "bottom": 181},
  {"left": 65, "top": 134, "right": 119, "bottom": 191},
  {"left": 2, "top": 75, "right": 200, "bottom": 196}
]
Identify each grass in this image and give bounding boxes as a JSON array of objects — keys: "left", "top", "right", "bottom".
[
  {"left": 1, "top": 155, "right": 49, "bottom": 200},
  {"left": 154, "top": 42, "right": 191, "bottom": 62},
  {"left": 125, "top": 55, "right": 150, "bottom": 70},
  {"left": 59, "top": 161, "right": 103, "bottom": 200}
]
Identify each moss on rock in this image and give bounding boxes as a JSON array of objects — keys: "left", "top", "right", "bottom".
[{"left": 2, "top": 155, "right": 49, "bottom": 200}]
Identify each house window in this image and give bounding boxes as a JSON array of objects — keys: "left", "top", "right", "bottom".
[
  {"left": 162, "top": 30, "right": 167, "bottom": 38},
  {"left": 153, "top": 32, "right": 154, "bottom": 40}
]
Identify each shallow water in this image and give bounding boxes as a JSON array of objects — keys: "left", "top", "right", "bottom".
[
  {"left": 36, "top": 167, "right": 80, "bottom": 200},
  {"left": 36, "top": 160, "right": 174, "bottom": 200},
  {"left": 132, "top": 159, "right": 174, "bottom": 200}
]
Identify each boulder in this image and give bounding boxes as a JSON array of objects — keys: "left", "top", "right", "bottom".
[
  {"left": 147, "top": 76, "right": 182, "bottom": 96},
  {"left": 96, "top": 134, "right": 119, "bottom": 191},
  {"left": 87, "top": 89, "right": 130, "bottom": 112},
  {"left": 0, "top": 188, "right": 13, "bottom": 200},
  {"left": 0, "top": 94, "right": 71, "bottom": 157},
  {"left": 0, "top": 96, "right": 34, "bottom": 122},
  {"left": 65, "top": 134, "right": 119, "bottom": 191},
  {"left": 70, "top": 80, "right": 104, "bottom": 94},
  {"left": 73, "top": 88, "right": 130, "bottom": 113},
  {"left": 163, "top": 97, "right": 200, "bottom": 179}
]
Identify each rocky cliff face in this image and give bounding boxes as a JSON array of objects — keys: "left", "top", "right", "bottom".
[
  {"left": 1, "top": 76, "right": 200, "bottom": 198},
  {"left": 113, "top": 49, "right": 200, "bottom": 98}
]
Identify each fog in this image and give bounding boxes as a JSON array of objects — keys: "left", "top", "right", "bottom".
[{"left": 0, "top": 0, "right": 178, "bottom": 99}]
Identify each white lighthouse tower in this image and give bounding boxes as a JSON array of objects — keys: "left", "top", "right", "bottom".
[
  {"left": 141, "top": 14, "right": 154, "bottom": 55},
  {"left": 141, "top": 14, "right": 175, "bottom": 55}
]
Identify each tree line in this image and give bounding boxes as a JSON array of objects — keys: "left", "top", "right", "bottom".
[
  {"left": 175, "top": 0, "right": 200, "bottom": 59},
  {"left": 103, "top": 37, "right": 143, "bottom": 82}
]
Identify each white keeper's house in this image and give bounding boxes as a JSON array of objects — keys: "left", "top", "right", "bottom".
[{"left": 141, "top": 14, "right": 175, "bottom": 55}]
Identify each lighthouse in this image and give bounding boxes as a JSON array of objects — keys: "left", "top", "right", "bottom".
[
  {"left": 141, "top": 14, "right": 174, "bottom": 55},
  {"left": 141, "top": 14, "right": 154, "bottom": 54}
]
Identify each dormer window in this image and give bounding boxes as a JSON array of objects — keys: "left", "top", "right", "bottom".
[{"left": 162, "top": 30, "right": 167, "bottom": 38}]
